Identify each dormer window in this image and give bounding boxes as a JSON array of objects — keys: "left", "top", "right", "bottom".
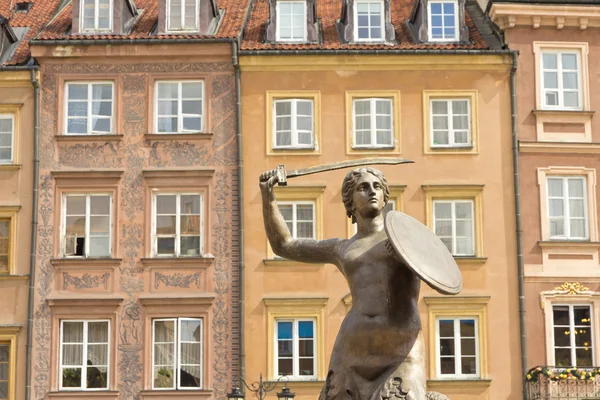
[
  {"left": 428, "top": 0, "right": 457, "bottom": 41},
  {"left": 80, "top": 0, "right": 112, "bottom": 32},
  {"left": 167, "top": 0, "right": 199, "bottom": 32},
  {"left": 276, "top": 1, "right": 306, "bottom": 42},
  {"left": 354, "top": 0, "right": 383, "bottom": 41}
]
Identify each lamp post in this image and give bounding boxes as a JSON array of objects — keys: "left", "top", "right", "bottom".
[{"left": 227, "top": 374, "right": 295, "bottom": 400}]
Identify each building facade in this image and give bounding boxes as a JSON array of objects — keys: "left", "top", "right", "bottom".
[
  {"left": 240, "top": 0, "right": 522, "bottom": 399},
  {"left": 26, "top": 0, "right": 248, "bottom": 398},
  {"left": 489, "top": 0, "right": 600, "bottom": 397},
  {"left": 0, "top": 0, "right": 61, "bottom": 398}
]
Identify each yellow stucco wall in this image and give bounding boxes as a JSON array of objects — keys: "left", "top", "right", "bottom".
[{"left": 241, "top": 55, "right": 522, "bottom": 399}]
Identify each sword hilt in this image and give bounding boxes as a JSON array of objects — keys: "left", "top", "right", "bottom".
[{"left": 276, "top": 164, "right": 287, "bottom": 186}]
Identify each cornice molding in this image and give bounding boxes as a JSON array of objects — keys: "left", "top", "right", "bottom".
[{"left": 490, "top": 3, "right": 600, "bottom": 30}]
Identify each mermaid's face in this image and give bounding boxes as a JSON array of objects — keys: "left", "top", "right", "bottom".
[{"left": 352, "top": 172, "right": 385, "bottom": 218}]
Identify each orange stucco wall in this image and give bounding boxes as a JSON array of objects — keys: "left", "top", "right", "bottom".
[{"left": 241, "top": 58, "right": 521, "bottom": 400}]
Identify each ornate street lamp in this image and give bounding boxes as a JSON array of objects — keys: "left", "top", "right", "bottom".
[{"left": 227, "top": 374, "right": 294, "bottom": 400}]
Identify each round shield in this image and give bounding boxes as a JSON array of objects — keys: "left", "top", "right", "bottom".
[{"left": 385, "top": 211, "right": 462, "bottom": 295}]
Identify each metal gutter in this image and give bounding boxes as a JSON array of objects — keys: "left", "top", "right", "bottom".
[
  {"left": 509, "top": 50, "right": 528, "bottom": 400},
  {"left": 238, "top": 48, "right": 515, "bottom": 56},
  {"left": 234, "top": 0, "right": 254, "bottom": 390},
  {"left": 25, "top": 67, "right": 40, "bottom": 400},
  {"left": 29, "top": 37, "right": 234, "bottom": 46}
]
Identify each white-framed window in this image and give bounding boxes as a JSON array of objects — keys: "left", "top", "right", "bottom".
[
  {"left": 352, "top": 98, "right": 393, "bottom": 148},
  {"left": 273, "top": 99, "right": 314, "bottom": 149},
  {"left": 430, "top": 99, "right": 471, "bottom": 148},
  {"left": 153, "top": 193, "right": 203, "bottom": 257},
  {"left": 552, "top": 304, "right": 593, "bottom": 367},
  {"left": 59, "top": 320, "right": 110, "bottom": 391},
  {"left": 0, "top": 115, "right": 14, "bottom": 164},
  {"left": 166, "top": 0, "right": 199, "bottom": 32},
  {"left": 65, "top": 82, "right": 114, "bottom": 135},
  {"left": 433, "top": 200, "right": 474, "bottom": 256},
  {"left": 278, "top": 201, "right": 315, "bottom": 239},
  {"left": 428, "top": 0, "right": 458, "bottom": 41},
  {"left": 155, "top": 81, "right": 204, "bottom": 134},
  {"left": 152, "top": 318, "right": 203, "bottom": 390},
  {"left": 80, "top": 0, "right": 112, "bottom": 32},
  {"left": 547, "top": 177, "right": 588, "bottom": 240},
  {"left": 276, "top": 1, "right": 306, "bottom": 42},
  {"left": 436, "top": 317, "right": 479, "bottom": 378},
  {"left": 62, "top": 194, "right": 112, "bottom": 258},
  {"left": 541, "top": 51, "right": 582, "bottom": 110},
  {"left": 354, "top": 0, "right": 383, "bottom": 41},
  {"left": 275, "top": 318, "right": 316, "bottom": 379},
  {"left": 353, "top": 200, "right": 395, "bottom": 234}
]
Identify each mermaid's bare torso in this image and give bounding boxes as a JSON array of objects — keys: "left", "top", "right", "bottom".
[{"left": 321, "top": 230, "right": 421, "bottom": 400}]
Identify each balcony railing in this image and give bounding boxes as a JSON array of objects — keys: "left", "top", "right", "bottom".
[{"left": 527, "top": 366, "right": 600, "bottom": 399}]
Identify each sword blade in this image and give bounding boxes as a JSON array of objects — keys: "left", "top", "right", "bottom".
[{"left": 287, "top": 158, "right": 414, "bottom": 179}]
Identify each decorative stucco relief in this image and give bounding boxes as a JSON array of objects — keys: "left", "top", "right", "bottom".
[
  {"left": 154, "top": 272, "right": 202, "bottom": 289},
  {"left": 63, "top": 272, "right": 111, "bottom": 290},
  {"left": 33, "top": 61, "right": 238, "bottom": 400}
]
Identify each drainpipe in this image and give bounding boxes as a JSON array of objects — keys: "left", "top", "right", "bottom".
[
  {"left": 509, "top": 50, "right": 527, "bottom": 400},
  {"left": 232, "top": 39, "right": 245, "bottom": 388},
  {"left": 25, "top": 67, "right": 40, "bottom": 400}
]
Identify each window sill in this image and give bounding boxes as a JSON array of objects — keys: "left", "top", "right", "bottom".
[
  {"left": 139, "top": 390, "right": 212, "bottom": 399},
  {"left": 519, "top": 140, "right": 600, "bottom": 154},
  {"left": 427, "top": 379, "right": 492, "bottom": 389},
  {"left": 533, "top": 109, "right": 595, "bottom": 117},
  {"left": 50, "top": 258, "right": 122, "bottom": 267},
  {"left": 538, "top": 240, "right": 600, "bottom": 249},
  {"left": 144, "top": 133, "right": 213, "bottom": 141},
  {"left": 140, "top": 256, "right": 215, "bottom": 267},
  {"left": 0, "top": 274, "right": 29, "bottom": 281},
  {"left": 55, "top": 134, "right": 123, "bottom": 142},
  {"left": 453, "top": 256, "right": 487, "bottom": 267},
  {"left": 48, "top": 391, "right": 119, "bottom": 399},
  {"left": 263, "top": 258, "right": 326, "bottom": 267},
  {"left": 0, "top": 164, "right": 21, "bottom": 170},
  {"left": 265, "top": 380, "right": 325, "bottom": 387}
]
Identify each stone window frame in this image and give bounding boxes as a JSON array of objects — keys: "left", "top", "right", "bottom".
[
  {"left": 345, "top": 90, "right": 401, "bottom": 156},
  {"left": 147, "top": 73, "right": 212, "bottom": 137},
  {"left": 0, "top": 207, "right": 18, "bottom": 275},
  {"left": 52, "top": 171, "right": 123, "bottom": 260},
  {"left": 139, "top": 294, "right": 214, "bottom": 394},
  {"left": 142, "top": 169, "right": 215, "bottom": 260},
  {"left": 263, "top": 297, "right": 327, "bottom": 382},
  {"left": 47, "top": 297, "right": 122, "bottom": 394},
  {"left": 264, "top": 185, "right": 325, "bottom": 263},
  {"left": 57, "top": 75, "right": 122, "bottom": 138},
  {"left": 532, "top": 42, "right": 593, "bottom": 143},
  {"left": 422, "top": 90, "right": 479, "bottom": 155},
  {"left": 0, "top": 104, "right": 22, "bottom": 166},
  {"left": 0, "top": 326, "right": 19, "bottom": 400},
  {"left": 422, "top": 184, "right": 486, "bottom": 265},
  {"left": 424, "top": 296, "right": 490, "bottom": 384},
  {"left": 540, "top": 284, "right": 600, "bottom": 367},
  {"left": 346, "top": 185, "right": 405, "bottom": 238},
  {"left": 266, "top": 91, "right": 321, "bottom": 156},
  {"left": 537, "top": 167, "right": 598, "bottom": 243}
]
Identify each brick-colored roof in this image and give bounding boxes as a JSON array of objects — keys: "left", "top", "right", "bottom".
[
  {"left": 0, "top": 0, "right": 62, "bottom": 65},
  {"left": 241, "top": 0, "right": 490, "bottom": 51},
  {"left": 37, "top": 0, "right": 250, "bottom": 40}
]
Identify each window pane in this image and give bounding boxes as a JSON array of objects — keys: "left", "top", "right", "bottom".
[
  {"left": 180, "top": 319, "right": 201, "bottom": 342},
  {"left": 92, "top": 84, "right": 112, "bottom": 100},
  {"left": 91, "top": 118, "right": 111, "bottom": 133},
  {"left": 456, "top": 238, "right": 474, "bottom": 255},
  {"left": 297, "top": 116, "right": 312, "bottom": 132},
  {"left": 568, "top": 179, "right": 584, "bottom": 197},
  {"left": 548, "top": 178, "right": 564, "bottom": 197},
  {"left": 438, "top": 319, "right": 454, "bottom": 337},
  {"left": 563, "top": 72, "right": 578, "bottom": 90},
  {"left": 89, "top": 237, "right": 109, "bottom": 257},
  {"left": 440, "top": 358, "right": 455, "bottom": 374},
  {"left": 376, "top": 130, "right": 392, "bottom": 146},
  {"left": 62, "top": 344, "right": 83, "bottom": 366},
  {"left": 180, "top": 365, "right": 201, "bottom": 387},
  {"left": 278, "top": 359, "right": 293, "bottom": 376},
  {"left": 68, "top": 102, "right": 88, "bottom": 117},
  {"left": 554, "top": 327, "right": 570, "bottom": 347},
  {"left": 158, "top": 118, "right": 178, "bottom": 133},
  {"left": 299, "top": 358, "right": 314, "bottom": 376},
  {"left": 158, "top": 83, "right": 179, "bottom": 99},
  {"left": 543, "top": 72, "right": 558, "bottom": 89},
  {"left": 181, "top": 236, "right": 200, "bottom": 255},
  {"left": 0, "top": 345, "right": 7, "bottom": 363},
  {"left": 569, "top": 199, "right": 585, "bottom": 218},
  {"left": 433, "top": 131, "right": 449, "bottom": 146},
  {"left": 455, "top": 202, "right": 472, "bottom": 219},
  {"left": 87, "top": 344, "right": 108, "bottom": 366},
  {"left": 156, "top": 216, "right": 176, "bottom": 235},
  {"left": 63, "top": 322, "right": 84, "bottom": 342},
  {"left": 564, "top": 92, "right": 579, "bottom": 108},
  {"left": 68, "top": 84, "right": 88, "bottom": 100},
  {"left": 157, "top": 238, "right": 175, "bottom": 255},
  {"left": 555, "top": 348, "right": 571, "bottom": 367},
  {"left": 440, "top": 338, "right": 454, "bottom": 356},
  {"left": 461, "top": 338, "right": 476, "bottom": 356},
  {"left": 180, "top": 343, "right": 201, "bottom": 365},
  {"left": 574, "top": 306, "right": 591, "bottom": 326},
  {"left": 277, "top": 321, "right": 292, "bottom": 339},
  {"left": 62, "top": 368, "right": 82, "bottom": 388},
  {"left": 543, "top": 53, "right": 557, "bottom": 69},
  {"left": 154, "top": 366, "right": 174, "bottom": 388},
  {"left": 299, "top": 339, "right": 314, "bottom": 357},
  {"left": 432, "top": 116, "right": 448, "bottom": 130},
  {"left": 88, "top": 321, "right": 108, "bottom": 343},
  {"left": 182, "top": 100, "right": 202, "bottom": 115},
  {"left": 296, "top": 205, "right": 313, "bottom": 221},
  {"left": 576, "top": 348, "right": 593, "bottom": 367},
  {"left": 296, "top": 101, "right": 312, "bottom": 116},
  {"left": 452, "top": 100, "right": 468, "bottom": 115},
  {"left": 276, "top": 131, "right": 292, "bottom": 147},
  {"left": 0, "top": 382, "right": 6, "bottom": 399},
  {"left": 553, "top": 305, "right": 570, "bottom": 325},
  {"left": 460, "top": 319, "right": 475, "bottom": 337},
  {"left": 86, "top": 366, "right": 108, "bottom": 389},
  {"left": 67, "top": 119, "right": 88, "bottom": 134},
  {"left": 298, "top": 321, "right": 313, "bottom": 338},
  {"left": 562, "top": 53, "right": 578, "bottom": 70},
  {"left": 435, "top": 220, "right": 452, "bottom": 237},
  {"left": 545, "top": 92, "right": 558, "bottom": 106},
  {"left": 90, "top": 196, "right": 110, "bottom": 215},
  {"left": 278, "top": 340, "right": 293, "bottom": 357},
  {"left": 158, "top": 100, "right": 178, "bottom": 116},
  {"left": 354, "top": 100, "right": 370, "bottom": 115},
  {"left": 275, "top": 101, "right": 292, "bottom": 116},
  {"left": 461, "top": 357, "right": 477, "bottom": 375},
  {"left": 182, "top": 117, "right": 201, "bottom": 131},
  {"left": 157, "top": 195, "right": 176, "bottom": 214}
]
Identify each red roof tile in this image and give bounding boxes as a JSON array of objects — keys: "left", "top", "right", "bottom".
[
  {"left": 36, "top": 0, "right": 250, "bottom": 40},
  {"left": 0, "top": 0, "right": 62, "bottom": 65},
  {"left": 241, "top": 0, "right": 489, "bottom": 51}
]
